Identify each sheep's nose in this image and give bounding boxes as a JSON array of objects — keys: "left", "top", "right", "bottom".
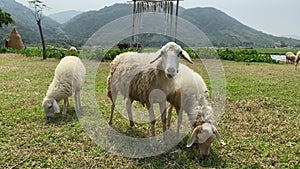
[{"left": 167, "top": 68, "right": 176, "bottom": 78}]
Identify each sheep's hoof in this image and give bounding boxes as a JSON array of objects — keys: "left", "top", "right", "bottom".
[
  {"left": 129, "top": 121, "right": 135, "bottom": 127},
  {"left": 62, "top": 113, "right": 70, "bottom": 118}
]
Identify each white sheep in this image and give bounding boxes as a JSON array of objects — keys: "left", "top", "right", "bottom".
[
  {"left": 167, "top": 64, "right": 225, "bottom": 159},
  {"left": 285, "top": 52, "right": 296, "bottom": 64},
  {"left": 167, "top": 63, "right": 209, "bottom": 130},
  {"left": 294, "top": 51, "right": 300, "bottom": 70},
  {"left": 42, "top": 56, "right": 86, "bottom": 117},
  {"left": 107, "top": 42, "right": 193, "bottom": 138},
  {"left": 69, "top": 46, "right": 77, "bottom": 51},
  {"left": 186, "top": 98, "right": 226, "bottom": 159}
]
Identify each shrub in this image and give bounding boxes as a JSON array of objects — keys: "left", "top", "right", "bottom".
[
  {"left": 0, "top": 46, "right": 80, "bottom": 58},
  {"left": 217, "top": 48, "right": 279, "bottom": 64}
]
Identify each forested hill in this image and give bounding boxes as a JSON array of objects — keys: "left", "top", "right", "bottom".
[
  {"left": 0, "top": 0, "right": 76, "bottom": 46},
  {"left": 62, "top": 4, "right": 133, "bottom": 42},
  {"left": 62, "top": 4, "right": 300, "bottom": 48},
  {"left": 1, "top": 1, "right": 300, "bottom": 48},
  {"left": 180, "top": 7, "right": 300, "bottom": 47},
  {"left": 48, "top": 10, "right": 82, "bottom": 24}
]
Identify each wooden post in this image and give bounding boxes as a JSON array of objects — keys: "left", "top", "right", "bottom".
[
  {"left": 131, "top": 0, "right": 136, "bottom": 45},
  {"left": 175, "top": 0, "right": 179, "bottom": 43}
]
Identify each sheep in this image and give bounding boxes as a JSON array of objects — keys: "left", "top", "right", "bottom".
[
  {"left": 186, "top": 98, "right": 226, "bottom": 159},
  {"left": 107, "top": 42, "right": 193, "bottom": 138},
  {"left": 167, "top": 64, "right": 225, "bottom": 159},
  {"left": 285, "top": 52, "right": 296, "bottom": 64},
  {"left": 294, "top": 51, "right": 300, "bottom": 70},
  {"left": 69, "top": 46, "right": 77, "bottom": 51},
  {"left": 42, "top": 56, "right": 86, "bottom": 118},
  {"left": 166, "top": 63, "right": 209, "bottom": 130}
]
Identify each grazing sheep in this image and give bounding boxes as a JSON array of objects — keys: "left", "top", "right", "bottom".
[
  {"left": 107, "top": 42, "right": 193, "bottom": 138},
  {"left": 294, "top": 51, "right": 300, "bottom": 70},
  {"left": 69, "top": 46, "right": 77, "bottom": 51},
  {"left": 285, "top": 52, "right": 296, "bottom": 64},
  {"left": 186, "top": 97, "right": 226, "bottom": 159},
  {"left": 167, "top": 64, "right": 225, "bottom": 158},
  {"left": 42, "top": 56, "right": 86, "bottom": 117},
  {"left": 167, "top": 64, "right": 209, "bottom": 130}
]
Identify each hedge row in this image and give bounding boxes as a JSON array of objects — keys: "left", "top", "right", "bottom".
[
  {"left": 0, "top": 46, "right": 279, "bottom": 64},
  {"left": 217, "top": 48, "right": 279, "bottom": 64}
]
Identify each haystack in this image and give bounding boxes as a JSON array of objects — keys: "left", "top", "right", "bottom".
[{"left": 6, "top": 28, "right": 24, "bottom": 50}]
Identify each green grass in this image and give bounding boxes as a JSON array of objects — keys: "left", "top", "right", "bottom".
[{"left": 0, "top": 54, "right": 299, "bottom": 168}]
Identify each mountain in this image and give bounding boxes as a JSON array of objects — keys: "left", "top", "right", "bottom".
[
  {"left": 48, "top": 10, "right": 82, "bottom": 24},
  {"left": 0, "top": 0, "right": 76, "bottom": 46},
  {"left": 282, "top": 35, "right": 300, "bottom": 41},
  {"left": 1, "top": 2, "right": 300, "bottom": 48},
  {"left": 180, "top": 7, "right": 300, "bottom": 48},
  {"left": 62, "top": 3, "right": 133, "bottom": 42},
  {"left": 62, "top": 4, "right": 300, "bottom": 48}
]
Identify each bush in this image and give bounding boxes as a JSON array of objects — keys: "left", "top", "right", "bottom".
[
  {"left": 79, "top": 48, "right": 139, "bottom": 61},
  {"left": 217, "top": 48, "right": 279, "bottom": 64},
  {"left": 0, "top": 46, "right": 80, "bottom": 58}
]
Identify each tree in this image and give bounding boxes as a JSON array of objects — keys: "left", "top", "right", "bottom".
[
  {"left": 28, "top": 0, "right": 47, "bottom": 59},
  {"left": 0, "top": 8, "right": 15, "bottom": 28}
]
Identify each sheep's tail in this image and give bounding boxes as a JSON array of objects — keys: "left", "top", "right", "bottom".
[{"left": 107, "top": 54, "right": 123, "bottom": 100}]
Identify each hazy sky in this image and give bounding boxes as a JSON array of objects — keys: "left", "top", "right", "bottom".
[{"left": 15, "top": 0, "right": 300, "bottom": 37}]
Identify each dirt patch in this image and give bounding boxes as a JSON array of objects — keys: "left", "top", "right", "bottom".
[{"left": 0, "top": 53, "right": 26, "bottom": 60}]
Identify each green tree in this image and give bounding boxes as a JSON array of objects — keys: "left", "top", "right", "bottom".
[
  {"left": 28, "top": 0, "right": 47, "bottom": 59},
  {"left": 0, "top": 8, "right": 15, "bottom": 28}
]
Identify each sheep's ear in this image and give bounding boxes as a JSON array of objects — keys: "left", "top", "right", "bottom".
[
  {"left": 150, "top": 50, "right": 163, "bottom": 64},
  {"left": 53, "top": 100, "right": 60, "bottom": 113},
  {"left": 212, "top": 125, "right": 226, "bottom": 146},
  {"left": 180, "top": 50, "right": 193, "bottom": 64},
  {"left": 186, "top": 126, "right": 202, "bottom": 147}
]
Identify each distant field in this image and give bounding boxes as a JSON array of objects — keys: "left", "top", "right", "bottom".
[{"left": 0, "top": 54, "right": 299, "bottom": 168}]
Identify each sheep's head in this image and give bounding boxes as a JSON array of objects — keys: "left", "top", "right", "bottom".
[
  {"left": 150, "top": 42, "right": 193, "bottom": 78},
  {"left": 186, "top": 123, "right": 225, "bottom": 159},
  {"left": 42, "top": 97, "right": 60, "bottom": 118},
  {"left": 187, "top": 104, "right": 225, "bottom": 159}
]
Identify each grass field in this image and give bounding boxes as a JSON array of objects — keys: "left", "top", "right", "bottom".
[{"left": 0, "top": 54, "right": 299, "bottom": 168}]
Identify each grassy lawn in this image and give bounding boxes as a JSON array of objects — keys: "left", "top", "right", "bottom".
[{"left": 0, "top": 54, "right": 299, "bottom": 168}]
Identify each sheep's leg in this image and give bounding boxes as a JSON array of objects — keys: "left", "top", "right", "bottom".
[
  {"left": 108, "top": 102, "right": 115, "bottom": 125},
  {"left": 166, "top": 104, "right": 173, "bottom": 129},
  {"left": 63, "top": 98, "right": 69, "bottom": 117},
  {"left": 147, "top": 103, "right": 156, "bottom": 138},
  {"left": 108, "top": 92, "right": 116, "bottom": 126},
  {"left": 159, "top": 102, "right": 167, "bottom": 132},
  {"left": 176, "top": 109, "right": 183, "bottom": 139},
  {"left": 126, "top": 99, "right": 135, "bottom": 127},
  {"left": 74, "top": 90, "right": 81, "bottom": 113}
]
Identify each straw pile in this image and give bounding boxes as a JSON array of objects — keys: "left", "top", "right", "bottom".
[{"left": 6, "top": 28, "right": 25, "bottom": 50}]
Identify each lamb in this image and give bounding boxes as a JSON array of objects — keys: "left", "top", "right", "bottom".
[
  {"left": 294, "top": 51, "right": 300, "bottom": 70},
  {"left": 167, "top": 64, "right": 225, "bottom": 159},
  {"left": 42, "top": 56, "right": 86, "bottom": 117},
  {"left": 285, "top": 52, "right": 296, "bottom": 64},
  {"left": 107, "top": 42, "right": 193, "bottom": 138}
]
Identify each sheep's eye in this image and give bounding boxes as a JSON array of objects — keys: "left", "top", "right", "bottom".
[
  {"left": 48, "top": 105, "right": 52, "bottom": 109},
  {"left": 178, "top": 51, "right": 183, "bottom": 57}
]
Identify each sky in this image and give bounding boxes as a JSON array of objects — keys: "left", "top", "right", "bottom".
[{"left": 15, "top": 0, "right": 300, "bottom": 37}]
